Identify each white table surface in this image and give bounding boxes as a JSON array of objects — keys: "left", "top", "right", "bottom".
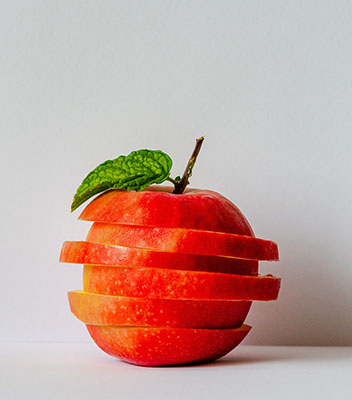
[{"left": 1, "top": 343, "right": 351, "bottom": 400}]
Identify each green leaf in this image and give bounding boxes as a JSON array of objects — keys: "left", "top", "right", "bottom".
[{"left": 71, "top": 149, "right": 173, "bottom": 211}]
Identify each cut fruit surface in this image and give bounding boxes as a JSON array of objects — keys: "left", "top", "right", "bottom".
[
  {"left": 60, "top": 241, "right": 258, "bottom": 276},
  {"left": 79, "top": 187, "right": 254, "bottom": 235},
  {"left": 83, "top": 265, "right": 280, "bottom": 300},
  {"left": 87, "top": 223, "right": 279, "bottom": 260},
  {"left": 87, "top": 324, "right": 251, "bottom": 367},
  {"left": 68, "top": 291, "right": 251, "bottom": 329}
]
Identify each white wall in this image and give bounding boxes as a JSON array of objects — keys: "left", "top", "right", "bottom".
[{"left": 1, "top": 1, "right": 351, "bottom": 345}]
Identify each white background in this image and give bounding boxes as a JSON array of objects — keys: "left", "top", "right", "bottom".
[{"left": 1, "top": 0, "right": 351, "bottom": 346}]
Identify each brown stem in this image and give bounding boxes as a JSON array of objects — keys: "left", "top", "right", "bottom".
[{"left": 172, "top": 136, "right": 204, "bottom": 194}]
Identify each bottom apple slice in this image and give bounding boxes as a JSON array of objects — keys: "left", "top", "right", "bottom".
[
  {"left": 86, "top": 324, "right": 251, "bottom": 367},
  {"left": 68, "top": 291, "right": 251, "bottom": 329}
]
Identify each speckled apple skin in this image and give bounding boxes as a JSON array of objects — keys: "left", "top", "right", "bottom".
[
  {"left": 86, "top": 223, "right": 279, "bottom": 260},
  {"left": 79, "top": 187, "right": 254, "bottom": 235},
  {"left": 60, "top": 241, "right": 259, "bottom": 276},
  {"left": 62, "top": 187, "right": 281, "bottom": 367},
  {"left": 86, "top": 325, "right": 251, "bottom": 367},
  {"left": 83, "top": 265, "right": 280, "bottom": 301},
  {"left": 68, "top": 291, "right": 251, "bottom": 329}
]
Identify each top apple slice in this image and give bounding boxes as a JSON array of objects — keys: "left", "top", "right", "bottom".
[{"left": 79, "top": 187, "right": 255, "bottom": 235}]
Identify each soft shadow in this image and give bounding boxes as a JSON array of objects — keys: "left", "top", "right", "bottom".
[
  {"left": 209, "top": 346, "right": 352, "bottom": 368},
  {"left": 120, "top": 350, "right": 290, "bottom": 369},
  {"left": 126, "top": 346, "right": 352, "bottom": 369}
]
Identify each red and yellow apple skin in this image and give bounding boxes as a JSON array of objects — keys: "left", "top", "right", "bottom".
[
  {"left": 68, "top": 291, "right": 251, "bottom": 329},
  {"left": 83, "top": 265, "right": 280, "bottom": 301},
  {"left": 86, "top": 223, "right": 279, "bottom": 260},
  {"left": 79, "top": 187, "right": 254, "bottom": 235},
  {"left": 62, "top": 185, "right": 280, "bottom": 366},
  {"left": 86, "top": 325, "right": 251, "bottom": 367},
  {"left": 60, "top": 241, "right": 259, "bottom": 276}
]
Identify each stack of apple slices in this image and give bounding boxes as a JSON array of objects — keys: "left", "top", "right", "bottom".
[{"left": 60, "top": 188, "right": 280, "bottom": 366}]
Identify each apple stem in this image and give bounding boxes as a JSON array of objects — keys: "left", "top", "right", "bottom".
[{"left": 172, "top": 137, "right": 204, "bottom": 194}]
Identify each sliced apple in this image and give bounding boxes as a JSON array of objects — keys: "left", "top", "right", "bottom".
[
  {"left": 60, "top": 241, "right": 258, "bottom": 276},
  {"left": 87, "top": 324, "right": 251, "bottom": 367},
  {"left": 68, "top": 291, "right": 251, "bottom": 329},
  {"left": 83, "top": 265, "right": 280, "bottom": 300},
  {"left": 87, "top": 223, "right": 279, "bottom": 260},
  {"left": 79, "top": 187, "right": 254, "bottom": 235}
]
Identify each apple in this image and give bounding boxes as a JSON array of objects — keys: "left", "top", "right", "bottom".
[
  {"left": 68, "top": 290, "right": 251, "bottom": 328},
  {"left": 83, "top": 265, "right": 280, "bottom": 300},
  {"left": 62, "top": 138, "right": 281, "bottom": 366},
  {"left": 60, "top": 240, "right": 259, "bottom": 275},
  {"left": 86, "top": 222, "right": 279, "bottom": 260},
  {"left": 86, "top": 324, "right": 251, "bottom": 367}
]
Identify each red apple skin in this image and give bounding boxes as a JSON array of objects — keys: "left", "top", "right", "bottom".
[
  {"left": 79, "top": 186, "right": 254, "bottom": 235},
  {"left": 63, "top": 185, "right": 280, "bottom": 366},
  {"left": 60, "top": 241, "right": 259, "bottom": 276},
  {"left": 83, "top": 265, "right": 281, "bottom": 301},
  {"left": 86, "top": 325, "right": 251, "bottom": 367},
  {"left": 86, "top": 223, "right": 279, "bottom": 260},
  {"left": 68, "top": 291, "right": 251, "bottom": 329}
]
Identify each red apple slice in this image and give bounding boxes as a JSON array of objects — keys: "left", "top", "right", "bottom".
[
  {"left": 86, "top": 324, "right": 251, "bottom": 367},
  {"left": 83, "top": 265, "right": 280, "bottom": 300},
  {"left": 60, "top": 241, "right": 258, "bottom": 276},
  {"left": 68, "top": 291, "right": 251, "bottom": 329},
  {"left": 79, "top": 187, "right": 254, "bottom": 235},
  {"left": 87, "top": 223, "right": 279, "bottom": 260}
]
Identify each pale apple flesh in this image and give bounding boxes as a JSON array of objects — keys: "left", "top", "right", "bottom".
[
  {"left": 86, "top": 223, "right": 279, "bottom": 260},
  {"left": 60, "top": 241, "right": 259, "bottom": 275},
  {"left": 83, "top": 265, "right": 280, "bottom": 300},
  {"left": 86, "top": 324, "right": 251, "bottom": 367},
  {"left": 68, "top": 291, "right": 252, "bottom": 329}
]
